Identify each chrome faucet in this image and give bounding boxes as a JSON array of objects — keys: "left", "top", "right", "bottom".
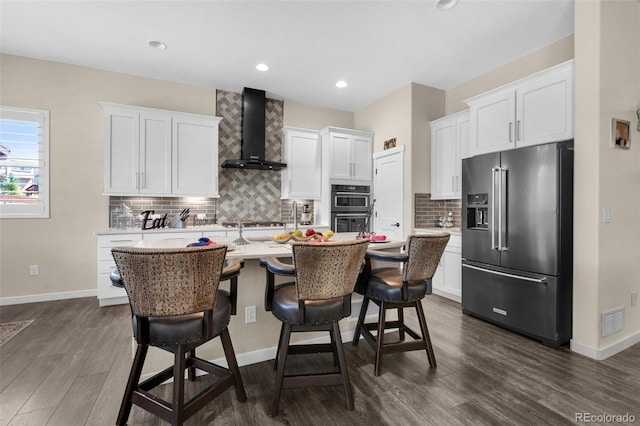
[{"left": 292, "top": 200, "right": 298, "bottom": 231}]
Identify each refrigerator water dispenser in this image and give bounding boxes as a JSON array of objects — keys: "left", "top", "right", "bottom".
[{"left": 466, "top": 193, "right": 488, "bottom": 230}]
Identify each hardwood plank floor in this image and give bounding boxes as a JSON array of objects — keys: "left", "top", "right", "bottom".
[{"left": 1, "top": 295, "right": 638, "bottom": 425}]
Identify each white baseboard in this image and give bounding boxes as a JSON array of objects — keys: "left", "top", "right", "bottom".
[
  {"left": 0, "top": 289, "right": 97, "bottom": 306},
  {"left": 571, "top": 331, "right": 640, "bottom": 360}
]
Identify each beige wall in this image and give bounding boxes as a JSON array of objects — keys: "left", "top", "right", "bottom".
[
  {"left": 0, "top": 54, "right": 217, "bottom": 299},
  {"left": 283, "top": 100, "right": 353, "bottom": 130},
  {"left": 0, "top": 54, "right": 352, "bottom": 301},
  {"left": 446, "top": 35, "right": 575, "bottom": 115},
  {"left": 355, "top": 84, "right": 414, "bottom": 232},
  {"left": 573, "top": 0, "right": 640, "bottom": 355},
  {"left": 411, "top": 83, "right": 447, "bottom": 195}
]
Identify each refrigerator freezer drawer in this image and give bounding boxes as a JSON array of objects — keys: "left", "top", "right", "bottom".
[{"left": 461, "top": 262, "right": 571, "bottom": 347}]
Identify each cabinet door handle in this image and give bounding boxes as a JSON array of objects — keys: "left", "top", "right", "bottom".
[
  {"left": 516, "top": 120, "right": 521, "bottom": 141},
  {"left": 141, "top": 172, "right": 145, "bottom": 189},
  {"left": 451, "top": 176, "right": 455, "bottom": 192},
  {"left": 136, "top": 172, "right": 139, "bottom": 189},
  {"left": 509, "top": 122, "right": 513, "bottom": 142}
]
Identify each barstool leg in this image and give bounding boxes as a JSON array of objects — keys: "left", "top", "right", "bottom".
[
  {"left": 271, "top": 322, "right": 292, "bottom": 416},
  {"left": 117, "top": 344, "right": 148, "bottom": 426},
  {"left": 220, "top": 327, "right": 247, "bottom": 402},
  {"left": 187, "top": 349, "right": 196, "bottom": 381},
  {"left": 398, "top": 307, "right": 405, "bottom": 341},
  {"left": 171, "top": 345, "right": 187, "bottom": 425},
  {"left": 332, "top": 322, "right": 354, "bottom": 410},
  {"left": 352, "top": 296, "right": 369, "bottom": 346},
  {"left": 374, "top": 302, "right": 386, "bottom": 376},
  {"left": 415, "top": 300, "right": 437, "bottom": 368},
  {"left": 274, "top": 322, "right": 285, "bottom": 370},
  {"left": 329, "top": 327, "right": 339, "bottom": 367}
]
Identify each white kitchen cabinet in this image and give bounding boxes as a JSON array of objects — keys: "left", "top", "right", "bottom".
[
  {"left": 97, "top": 233, "right": 142, "bottom": 306},
  {"left": 416, "top": 231, "right": 461, "bottom": 302},
  {"left": 430, "top": 110, "right": 469, "bottom": 200},
  {"left": 281, "top": 127, "right": 322, "bottom": 199},
  {"left": 101, "top": 102, "right": 221, "bottom": 197},
  {"left": 466, "top": 60, "right": 574, "bottom": 156},
  {"left": 103, "top": 105, "right": 172, "bottom": 195},
  {"left": 172, "top": 113, "right": 221, "bottom": 197},
  {"left": 321, "top": 127, "right": 373, "bottom": 182}
]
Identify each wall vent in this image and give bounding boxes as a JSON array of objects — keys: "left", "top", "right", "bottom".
[{"left": 601, "top": 307, "right": 625, "bottom": 337}]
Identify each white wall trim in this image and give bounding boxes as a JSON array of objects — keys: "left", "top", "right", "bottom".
[
  {"left": 373, "top": 144, "right": 405, "bottom": 159},
  {"left": 0, "top": 289, "right": 97, "bottom": 306},
  {"left": 570, "top": 331, "right": 640, "bottom": 360}
]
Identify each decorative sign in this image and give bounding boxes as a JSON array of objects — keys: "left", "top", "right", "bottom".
[{"left": 140, "top": 210, "right": 167, "bottom": 230}]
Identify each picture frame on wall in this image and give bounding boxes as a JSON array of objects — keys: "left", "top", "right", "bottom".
[
  {"left": 611, "top": 118, "right": 631, "bottom": 149},
  {"left": 384, "top": 138, "right": 397, "bottom": 150}
]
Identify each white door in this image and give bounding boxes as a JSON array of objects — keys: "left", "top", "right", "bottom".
[{"left": 373, "top": 146, "right": 404, "bottom": 240}]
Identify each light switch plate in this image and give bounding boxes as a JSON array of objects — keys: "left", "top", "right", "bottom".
[{"left": 603, "top": 208, "right": 612, "bottom": 223}]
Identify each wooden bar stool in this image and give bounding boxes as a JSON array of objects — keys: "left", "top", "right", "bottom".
[
  {"left": 260, "top": 239, "right": 369, "bottom": 416},
  {"left": 352, "top": 233, "right": 449, "bottom": 376},
  {"left": 111, "top": 245, "right": 247, "bottom": 426}
]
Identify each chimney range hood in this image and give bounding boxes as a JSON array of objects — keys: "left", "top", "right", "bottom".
[{"left": 221, "top": 87, "right": 286, "bottom": 171}]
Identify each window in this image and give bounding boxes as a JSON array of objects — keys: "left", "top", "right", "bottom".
[{"left": 0, "top": 106, "right": 49, "bottom": 218}]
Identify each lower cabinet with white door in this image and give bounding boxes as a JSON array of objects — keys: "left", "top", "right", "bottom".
[
  {"left": 415, "top": 229, "right": 462, "bottom": 303},
  {"left": 96, "top": 233, "right": 142, "bottom": 306}
]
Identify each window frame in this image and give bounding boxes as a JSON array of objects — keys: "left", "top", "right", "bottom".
[{"left": 0, "top": 106, "right": 50, "bottom": 219}]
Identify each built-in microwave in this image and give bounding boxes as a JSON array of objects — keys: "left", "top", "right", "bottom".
[{"left": 331, "top": 184, "right": 370, "bottom": 212}]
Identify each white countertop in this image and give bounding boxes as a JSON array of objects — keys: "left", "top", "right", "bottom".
[
  {"left": 134, "top": 232, "right": 404, "bottom": 260},
  {"left": 414, "top": 227, "right": 461, "bottom": 236},
  {"left": 95, "top": 223, "right": 330, "bottom": 236}
]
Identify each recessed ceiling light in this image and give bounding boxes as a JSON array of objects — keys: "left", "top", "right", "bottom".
[
  {"left": 336, "top": 80, "right": 348, "bottom": 88},
  {"left": 435, "top": 0, "right": 458, "bottom": 10},
  {"left": 256, "top": 63, "right": 270, "bottom": 72},
  {"left": 147, "top": 40, "right": 167, "bottom": 50}
]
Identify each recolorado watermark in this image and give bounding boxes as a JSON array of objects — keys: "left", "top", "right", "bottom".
[{"left": 575, "top": 412, "right": 636, "bottom": 423}]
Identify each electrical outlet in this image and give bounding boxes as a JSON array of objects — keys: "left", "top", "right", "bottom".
[
  {"left": 245, "top": 305, "right": 256, "bottom": 323},
  {"left": 632, "top": 292, "right": 637, "bottom": 307},
  {"left": 603, "top": 208, "right": 612, "bottom": 223},
  {"left": 29, "top": 264, "right": 39, "bottom": 276}
]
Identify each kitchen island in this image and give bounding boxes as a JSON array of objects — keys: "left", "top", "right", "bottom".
[{"left": 110, "top": 232, "right": 405, "bottom": 375}]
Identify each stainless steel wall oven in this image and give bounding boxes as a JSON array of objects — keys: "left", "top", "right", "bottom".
[{"left": 330, "top": 184, "right": 371, "bottom": 232}]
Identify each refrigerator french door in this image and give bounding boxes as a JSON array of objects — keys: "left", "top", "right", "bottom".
[{"left": 461, "top": 141, "right": 573, "bottom": 347}]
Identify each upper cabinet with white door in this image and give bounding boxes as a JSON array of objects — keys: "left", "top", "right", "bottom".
[
  {"left": 430, "top": 110, "right": 469, "bottom": 200},
  {"left": 172, "top": 113, "right": 221, "bottom": 197},
  {"left": 101, "top": 103, "right": 221, "bottom": 197},
  {"left": 321, "top": 127, "right": 373, "bottom": 182},
  {"left": 281, "top": 127, "right": 322, "bottom": 199},
  {"left": 465, "top": 60, "right": 574, "bottom": 156}
]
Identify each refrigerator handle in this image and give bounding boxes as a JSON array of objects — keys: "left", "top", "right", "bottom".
[
  {"left": 462, "top": 264, "right": 547, "bottom": 284},
  {"left": 499, "top": 167, "right": 508, "bottom": 252},
  {"left": 491, "top": 167, "right": 499, "bottom": 250}
]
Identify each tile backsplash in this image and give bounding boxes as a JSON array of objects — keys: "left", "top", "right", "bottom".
[
  {"left": 415, "top": 193, "right": 461, "bottom": 228},
  {"left": 108, "top": 89, "right": 312, "bottom": 228}
]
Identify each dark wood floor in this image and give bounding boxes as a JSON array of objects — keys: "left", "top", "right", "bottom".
[{"left": 1, "top": 295, "right": 638, "bottom": 425}]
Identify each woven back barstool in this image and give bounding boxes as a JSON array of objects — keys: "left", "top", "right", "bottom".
[{"left": 111, "top": 245, "right": 246, "bottom": 426}]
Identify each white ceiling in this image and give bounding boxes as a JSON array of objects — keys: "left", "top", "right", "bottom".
[{"left": 0, "top": 0, "right": 574, "bottom": 112}]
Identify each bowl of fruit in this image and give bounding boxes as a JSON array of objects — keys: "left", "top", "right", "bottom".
[{"left": 272, "top": 232, "right": 293, "bottom": 243}]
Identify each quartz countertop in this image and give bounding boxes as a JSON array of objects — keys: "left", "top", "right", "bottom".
[
  {"left": 95, "top": 223, "right": 330, "bottom": 236},
  {"left": 134, "top": 232, "right": 404, "bottom": 260}
]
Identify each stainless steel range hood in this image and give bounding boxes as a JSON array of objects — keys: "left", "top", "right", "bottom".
[{"left": 221, "top": 87, "right": 286, "bottom": 171}]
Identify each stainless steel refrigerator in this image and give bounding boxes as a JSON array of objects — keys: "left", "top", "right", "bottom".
[{"left": 461, "top": 141, "right": 573, "bottom": 347}]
